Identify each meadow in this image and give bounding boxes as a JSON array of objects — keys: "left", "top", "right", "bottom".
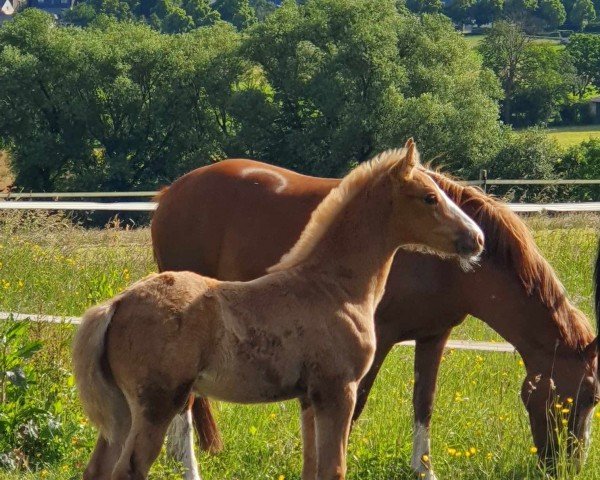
[
  {"left": 0, "top": 211, "right": 598, "bottom": 479},
  {"left": 546, "top": 125, "right": 600, "bottom": 149}
]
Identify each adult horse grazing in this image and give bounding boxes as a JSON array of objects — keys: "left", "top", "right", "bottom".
[
  {"left": 152, "top": 156, "right": 600, "bottom": 479},
  {"left": 73, "top": 143, "right": 485, "bottom": 480}
]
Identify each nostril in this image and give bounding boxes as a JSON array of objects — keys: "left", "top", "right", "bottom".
[{"left": 476, "top": 233, "right": 484, "bottom": 249}]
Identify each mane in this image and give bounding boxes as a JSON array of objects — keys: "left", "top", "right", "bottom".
[
  {"left": 268, "top": 148, "right": 414, "bottom": 273},
  {"left": 427, "top": 170, "right": 594, "bottom": 349}
]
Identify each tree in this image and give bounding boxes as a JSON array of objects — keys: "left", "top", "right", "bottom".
[
  {"left": 538, "top": 0, "right": 567, "bottom": 27},
  {"left": 511, "top": 43, "right": 573, "bottom": 126},
  {"left": 565, "top": 34, "right": 600, "bottom": 97},
  {"left": 486, "top": 128, "right": 561, "bottom": 200},
  {"left": 569, "top": 0, "right": 596, "bottom": 30},
  {"left": 213, "top": 0, "right": 257, "bottom": 29},
  {"left": 556, "top": 139, "right": 600, "bottom": 200},
  {"left": 0, "top": 12, "right": 253, "bottom": 190},
  {"left": 245, "top": 2, "right": 501, "bottom": 177},
  {"left": 407, "top": 0, "right": 443, "bottom": 14},
  {"left": 479, "top": 21, "right": 529, "bottom": 125}
]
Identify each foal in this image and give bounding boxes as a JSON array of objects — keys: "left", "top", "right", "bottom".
[{"left": 73, "top": 142, "right": 484, "bottom": 480}]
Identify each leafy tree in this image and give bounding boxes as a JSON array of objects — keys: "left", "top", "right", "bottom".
[
  {"left": 213, "top": 0, "right": 257, "bottom": 29},
  {"left": 538, "top": 0, "right": 567, "bottom": 27},
  {"left": 566, "top": 33, "right": 600, "bottom": 96},
  {"left": 245, "top": 1, "right": 501, "bottom": 176},
  {"left": 511, "top": 43, "right": 573, "bottom": 125},
  {"left": 0, "top": 11, "right": 253, "bottom": 190},
  {"left": 407, "top": 0, "right": 443, "bottom": 14},
  {"left": 486, "top": 128, "right": 561, "bottom": 200},
  {"left": 569, "top": 0, "right": 596, "bottom": 30},
  {"left": 251, "top": 0, "right": 277, "bottom": 21},
  {"left": 471, "top": 0, "right": 504, "bottom": 24},
  {"left": 556, "top": 139, "right": 600, "bottom": 200},
  {"left": 479, "top": 21, "right": 529, "bottom": 125}
]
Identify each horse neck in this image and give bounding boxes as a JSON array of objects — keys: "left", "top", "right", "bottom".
[
  {"left": 301, "top": 188, "right": 397, "bottom": 309},
  {"left": 466, "top": 261, "right": 592, "bottom": 370}
]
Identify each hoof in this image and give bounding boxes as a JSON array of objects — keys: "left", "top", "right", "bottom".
[{"left": 414, "top": 471, "right": 438, "bottom": 480}]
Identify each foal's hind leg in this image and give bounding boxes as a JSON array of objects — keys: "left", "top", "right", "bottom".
[
  {"left": 111, "top": 409, "right": 175, "bottom": 480},
  {"left": 84, "top": 435, "right": 121, "bottom": 480},
  {"left": 85, "top": 421, "right": 131, "bottom": 480}
]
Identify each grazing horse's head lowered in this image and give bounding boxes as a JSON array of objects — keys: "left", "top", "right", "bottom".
[{"left": 432, "top": 172, "right": 600, "bottom": 473}]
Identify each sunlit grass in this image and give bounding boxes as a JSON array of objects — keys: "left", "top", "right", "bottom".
[
  {"left": 546, "top": 125, "right": 600, "bottom": 149},
  {"left": 0, "top": 211, "right": 598, "bottom": 479}
]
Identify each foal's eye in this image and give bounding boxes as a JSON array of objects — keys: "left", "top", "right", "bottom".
[{"left": 424, "top": 193, "right": 438, "bottom": 205}]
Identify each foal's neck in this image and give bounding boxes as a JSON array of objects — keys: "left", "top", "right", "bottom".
[{"left": 301, "top": 187, "right": 397, "bottom": 309}]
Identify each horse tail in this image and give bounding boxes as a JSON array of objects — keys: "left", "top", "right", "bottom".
[
  {"left": 73, "top": 300, "right": 129, "bottom": 443},
  {"left": 192, "top": 396, "right": 224, "bottom": 453}
]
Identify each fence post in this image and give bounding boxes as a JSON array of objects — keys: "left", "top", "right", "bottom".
[{"left": 479, "top": 169, "right": 488, "bottom": 193}]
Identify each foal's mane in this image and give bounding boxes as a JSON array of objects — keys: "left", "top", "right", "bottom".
[
  {"left": 428, "top": 170, "right": 594, "bottom": 349},
  {"left": 269, "top": 148, "right": 413, "bottom": 273}
]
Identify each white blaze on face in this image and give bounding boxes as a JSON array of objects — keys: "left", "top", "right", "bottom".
[{"left": 241, "top": 167, "right": 288, "bottom": 193}]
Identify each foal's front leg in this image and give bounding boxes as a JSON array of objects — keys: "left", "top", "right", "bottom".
[
  {"left": 312, "top": 382, "right": 357, "bottom": 480},
  {"left": 411, "top": 332, "right": 451, "bottom": 480}
]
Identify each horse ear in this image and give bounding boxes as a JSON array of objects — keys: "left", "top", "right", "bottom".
[{"left": 396, "top": 138, "right": 419, "bottom": 181}]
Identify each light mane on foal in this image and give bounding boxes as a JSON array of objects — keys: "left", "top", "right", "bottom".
[
  {"left": 269, "top": 148, "right": 417, "bottom": 273},
  {"left": 429, "top": 170, "right": 594, "bottom": 350}
]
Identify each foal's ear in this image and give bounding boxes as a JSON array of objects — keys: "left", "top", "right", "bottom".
[{"left": 395, "top": 138, "right": 419, "bottom": 181}]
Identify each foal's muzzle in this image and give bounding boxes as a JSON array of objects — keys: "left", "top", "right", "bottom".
[{"left": 455, "top": 231, "right": 484, "bottom": 257}]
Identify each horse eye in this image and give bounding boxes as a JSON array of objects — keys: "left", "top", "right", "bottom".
[{"left": 424, "top": 193, "right": 438, "bottom": 205}]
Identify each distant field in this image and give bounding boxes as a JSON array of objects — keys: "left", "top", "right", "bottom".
[
  {"left": 464, "top": 34, "right": 485, "bottom": 47},
  {"left": 546, "top": 125, "right": 600, "bottom": 148}
]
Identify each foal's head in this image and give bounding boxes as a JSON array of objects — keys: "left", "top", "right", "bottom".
[{"left": 385, "top": 139, "right": 484, "bottom": 262}]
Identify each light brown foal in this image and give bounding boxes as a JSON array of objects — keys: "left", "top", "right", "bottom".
[{"left": 73, "top": 143, "right": 483, "bottom": 480}]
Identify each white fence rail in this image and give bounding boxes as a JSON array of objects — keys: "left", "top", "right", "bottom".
[
  {"left": 1, "top": 200, "right": 600, "bottom": 213},
  {"left": 1, "top": 178, "right": 600, "bottom": 200}
]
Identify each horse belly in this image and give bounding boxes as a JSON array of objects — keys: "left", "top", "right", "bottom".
[{"left": 194, "top": 360, "right": 303, "bottom": 404}]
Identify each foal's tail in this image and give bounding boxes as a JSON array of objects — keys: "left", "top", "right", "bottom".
[{"left": 72, "top": 301, "right": 129, "bottom": 443}]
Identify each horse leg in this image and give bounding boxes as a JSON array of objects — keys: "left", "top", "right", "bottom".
[
  {"left": 166, "top": 399, "right": 202, "bottom": 480},
  {"left": 300, "top": 402, "right": 317, "bottom": 480},
  {"left": 353, "top": 337, "right": 395, "bottom": 422},
  {"left": 313, "top": 382, "right": 357, "bottom": 480},
  {"left": 410, "top": 331, "right": 451, "bottom": 480},
  {"left": 111, "top": 408, "right": 176, "bottom": 480},
  {"left": 84, "top": 432, "right": 127, "bottom": 480}
]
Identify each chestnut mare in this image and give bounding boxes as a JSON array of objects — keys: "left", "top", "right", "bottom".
[
  {"left": 74, "top": 144, "right": 484, "bottom": 480},
  {"left": 152, "top": 156, "right": 600, "bottom": 479}
]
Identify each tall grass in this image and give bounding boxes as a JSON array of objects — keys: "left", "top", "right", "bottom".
[{"left": 0, "top": 211, "right": 598, "bottom": 479}]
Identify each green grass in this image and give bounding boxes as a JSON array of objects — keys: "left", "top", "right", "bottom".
[
  {"left": 0, "top": 211, "right": 599, "bottom": 479},
  {"left": 546, "top": 125, "right": 600, "bottom": 148},
  {"left": 464, "top": 34, "right": 485, "bottom": 48}
]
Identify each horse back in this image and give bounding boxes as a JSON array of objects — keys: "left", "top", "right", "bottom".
[{"left": 152, "top": 159, "right": 338, "bottom": 280}]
